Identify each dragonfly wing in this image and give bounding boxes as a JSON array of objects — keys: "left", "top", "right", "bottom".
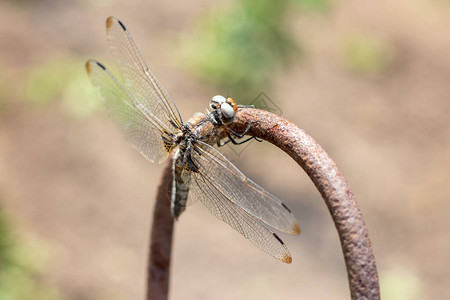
[
  {"left": 188, "top": 165, "right": 292, "bottom": 263},
  {"left": 105, "top": 17, "right": 183, "bottom": 131},
  {"left": 191, "top": 141, "right": 300, "bottom": 235},
  {"left": 86, "top": 60, "right": 171, "bottom": 163}
]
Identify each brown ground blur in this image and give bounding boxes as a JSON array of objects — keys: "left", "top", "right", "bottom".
[{"left": 0, "top": 0, "right": 449, "bottom": 299}]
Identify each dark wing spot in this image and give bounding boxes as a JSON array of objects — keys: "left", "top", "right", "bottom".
[
  {"left": 118, "top": 20, "right": 127, "bottom": 31},
  {"left": 273, "top": 233, "right": 285, "bottom": 245},
  {"left": 96, "top": 61, "right": 106, "bottom": 70},
  {"left": 85, "top": 61, "right": 92, "bottom": 74},
  {"left": 281, "top": 203, "right": 291, "bottom": 213}
]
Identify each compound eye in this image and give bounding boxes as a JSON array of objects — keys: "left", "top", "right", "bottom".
[
  {"left": 226, "top": 97, "right": 238, "bottom": 113},
  {"left": 210, "top": 95, "right": 226, "bottom": 109},
  {"left": 220, "top": 102, "right": 235, "bottom": 124}
]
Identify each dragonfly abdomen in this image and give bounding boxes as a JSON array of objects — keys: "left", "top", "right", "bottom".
[{"left": 171, "top": 148, "right": 191, "bottom": 219}]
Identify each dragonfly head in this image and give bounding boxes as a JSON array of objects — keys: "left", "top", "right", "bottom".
[{"left": 210, "top": 95, "right": 238, "bottom": 124}]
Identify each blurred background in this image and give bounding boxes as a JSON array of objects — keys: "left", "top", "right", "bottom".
[{"left": 0, "top": 0, "right": 449, "bottom": 299}]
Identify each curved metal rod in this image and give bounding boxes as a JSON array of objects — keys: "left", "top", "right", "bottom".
[
  {"left": 147, "top": 158, "right": 174, "bottom": 300},
  {"left": 229, "top": 108, "right": 380, "bottom": 299},
  {"left": 146, "top": 108, "right": 380, "bottom": 300}
]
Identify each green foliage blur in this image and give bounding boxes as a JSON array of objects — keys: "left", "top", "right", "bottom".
[
  {"left": 181, "top": 0, "right": 305, "bottom": 102},
  {"left": 340, "top": 35, "right": 394, "bottom": 76},
  {"left": 181, "top": 0, "right": 330, "bottom": 102},
  {"left": 0, "top": 209, "right": 57, "bottom": 300},
  {"left": 24, "top": 56, "right": 101, "bottom": 118},
  {"left": 293, "top": 0, "right": 331, "bottom": 10}
]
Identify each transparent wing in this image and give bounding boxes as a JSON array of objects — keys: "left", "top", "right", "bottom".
[
  {"left": 105, "top": 16, "right": 183, "bottom": 130},
  {"left": 190, "top": 141, "right": 300, "bottom": 235},
  {"left": 188, "top": 164, "right": 293, "bottom": 263},
  {"left": 85, "top": 60, "right": 171, "bottom": 163}
]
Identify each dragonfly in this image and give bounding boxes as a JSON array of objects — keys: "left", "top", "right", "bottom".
[{"left": 85, "top": 17, "right": 300, "bottom": 263}]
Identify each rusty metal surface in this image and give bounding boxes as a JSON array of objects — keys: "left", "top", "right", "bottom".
[
  {"left": 147, "top": 108, "right": 380, "bottom": 300},
  {"left": 229, "top": 108, "right": 380, "bottom": 300},
  {"left": 147, "top": 159, "right": 174, "bottom": 300}
]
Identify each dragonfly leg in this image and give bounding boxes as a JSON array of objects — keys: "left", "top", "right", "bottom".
[
  {"left": 228, "top": 121, "right": 253, "bottom": 138},
  {"left": 217, "top": 138, "right": 231, "bottom": 147},
  {"left": 206, "top": 110, "right": 221, "bottom": 126},
  {"left": 218, "top": 130, "right": 258, "bottom": 146},
  {"left": 217, "top": 121, "right": 263, "bottom": 147},
  {"left": 228, "top": 121, "right": 262, "bottom": 141}
]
